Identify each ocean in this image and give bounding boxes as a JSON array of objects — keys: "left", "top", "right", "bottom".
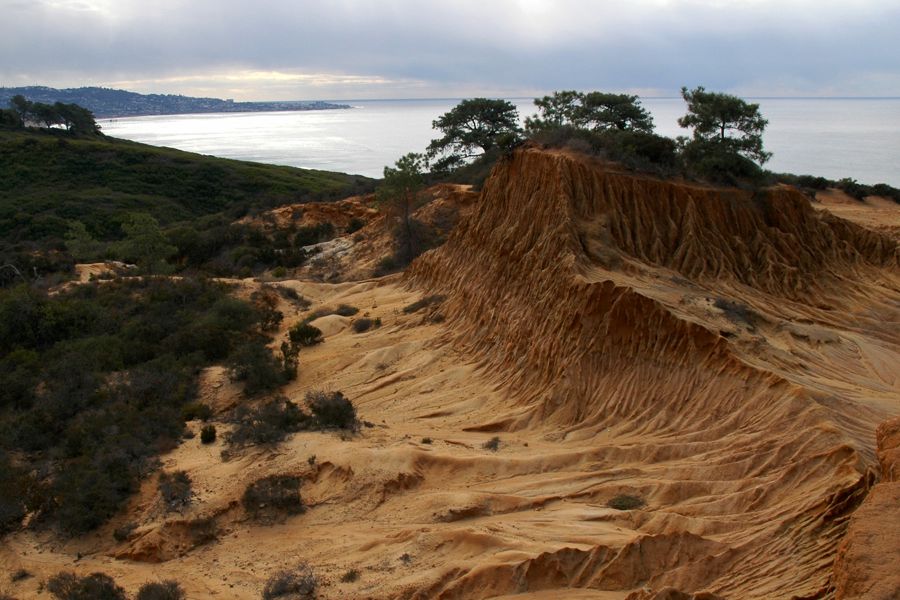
[{"left": 99, "top": 98, "right": 900, "bottom": 186}]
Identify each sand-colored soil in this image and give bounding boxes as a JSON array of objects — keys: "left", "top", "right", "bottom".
[{"left": 2, "top": 148, "right": 898, "bottom": 599}]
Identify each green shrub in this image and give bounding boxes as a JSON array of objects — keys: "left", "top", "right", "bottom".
[
  {"left": 112, "top": 522, "right": 136, "bottom": 542},
  {"left": 242, "top": 475, "right": 304, "bottom": 521},
  {"left": 181, "top": 402, "right": 212, "bottom": 422},
  {"left": 345, "top": 217, "right": 365, "bottom": 234},
  {"left": 186, "top": 516, "right": 218, "bottom": 546},
  {"left": 251, "top": 287, "right": 284, "bottom": 332},
  {"left": 373, "top": 255, "right": 397, "bottom": 276},
  {"left": 607, "top": 494, "right": 645, "bottom": 510},
  {"left": 271, "top": 266, "right": 287, "bottom": 278},
  {"left": 136, "top": 581, "right": 185, "bottom": 600},
  {"left": 227, "top": 341, "right": 290, "bottom": 396},
  {"left": 227, "top": 398, "right": 312, "bottom": 448},
  {"left": 351, "top": 317, "right": 381, "bottom": 333},
  {"left": 340, "top": 569, "right": 360, "bottom": 583},
  {"left": 288, "top": 322, "right": 323, "bottom": 347},
  {"left": 200, "top": 424, "right": 217, "bottom": 444},
  {"left": 0, "top": 455, "right": 29, "bottom": 534},
  {"left": 306, "top": 390, "right": 357, "bottom": 430},
  {"left": 483, "top": 436, "right": 501, "bottom": 452},
  {"left": 47, "top": 572, "right": 126, "bottom": 600},
  {"left": 158, "top": 470, "right": 192, "bottom": 511},
  {"left": 274, "top": 286, "right": 311, "bottom": 309},
  {"left": 334, "top": 304, "right": 359, "bottom": 317},
  {"left": 262, "top": 563, "right": 317, "bottom": 600}
]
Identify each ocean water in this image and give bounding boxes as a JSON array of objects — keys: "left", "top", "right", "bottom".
[{"left": 99, "top": 98, "right": 900, "bottom": 185}]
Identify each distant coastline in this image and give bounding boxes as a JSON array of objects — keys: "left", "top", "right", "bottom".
[{"left": 0, "top": 86, "right": 351, "bottom": 119}]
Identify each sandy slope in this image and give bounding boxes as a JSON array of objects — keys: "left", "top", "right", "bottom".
[{"left": 2, "top": 148, "right": 899, "bottom": 599}]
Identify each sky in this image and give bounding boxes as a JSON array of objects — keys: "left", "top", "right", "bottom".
[{"left": 2, "top": 0, "right": 899, "bottom": 100}]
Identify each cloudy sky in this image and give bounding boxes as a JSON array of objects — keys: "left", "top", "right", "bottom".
[{"left": 2, "top": 0, "right": 899, "bottom": 100}]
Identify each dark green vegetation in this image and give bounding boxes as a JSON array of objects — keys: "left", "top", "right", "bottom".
[
  {"left": 377, "top": 153, "right": 437, "bottom": 267},
  {"left": 483, "top": 436, "right": 501, "bottom": 452},
  {"left": 607, "top": 494, "right": 646, "bottom": 511},
  {"left": 262, "top": 563, "right": 318, "bottom": 600},
  {"left": 525, "top": 90, "right": 654, "bottom": 133},
  {"left": 677, "top": 86, "right": 770, "bottom": 183},
  {"left": 0, "top": 128, "right": 373, "bottom": 286},
  {"left": 0, "top": 85, "right": 349, "bottom": 118},
  {"left": 226, "top": 391, "right": 358, "bottom": 450},
  {"left": 375, "top": 153, "right": 447, "bottom": 271},
  {"left": 2, "top": 95, "right": 99, "bottom": 135},
  {"left": 136, "top": 581, "right": 186, "bottom": 600},
  {"left": 426, "top": 98, "right": 521, "bottom": 173},
  {"left": 422, "top": 90, "right": 900, "bottom": 196},
  {"left": 0, "top": 277, "right": 286, "bottom": 534},
  {"left": 242, "top": 475, "right": 304, "bottom": 521},
  {"left": 403, "top": 294, "right": 446, "bottom": 314},
  {"left": 158, "top": 470, "right": 192, "bottom": 511},
  {"left": 200, "top": 424, "right": 217, "bottom": 444},
  {"left": 47, "top": 572, "right": 127, "bottom": 600},
  {"left": 351, "top": 317, "right": 381, "bottom": 333}
]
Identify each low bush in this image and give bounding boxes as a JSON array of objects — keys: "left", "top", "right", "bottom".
[
  {"left": 251, "top": 287, "right": 284, "bottom": 332},
  {"left": 227, "top": 398, "right": 311, "bottom": 448},
  {"left": 136, "top": 581, "right": 186, "bottom": 600},
  {"left": 47, "top": 572, "right": 126, "bottom": 600},
  {"left": 242, "top": 475, "right": 304, "bottom": 521},
  {"left": 187, "top": 516, "right": 218, "bottom": 546},
  {"left": 345, "top": 217, "right": 365, "bottom": 234},
  {"left": 227, "top": 340, "right": 291, "bottom": 396},
  {"left": 607, "top": 494, "right": 645, "bottom": 510},
  {"left": 274, "top": 286, "right": 311, "bottom": 309},
  {"left": 10, "top": 569, "right": 31, "bottom": 582},
  {"left": 403, "top": 294, "right": 445, "bottom": 314},
  {"left": 0, "top": 455, "right": 29, "bottom": 534},
  {"left": 306, "top": 390, "right": 357, "bottom": 430},
  {"left": 112, "top": 522, "right": 137, "bottom": 542},
  {"left": 483, "top": 436, "right": 501, "bottom": 452},
  {"left": 334, "top": 304, "right": 359, "bottom": 317},
  {"left": 288, "top": 322, "right": 323, "bottom": 347},
  {"left": 158, "top": 470, "right": 192, "bottom": 511},
  {"left": 351, "top": 317, "right": 381, "bottom": 333},
  {"left": 200, "top": 424, "right": 217, "bottom": 444},
  {"left": 340, "top": 569, "right": 360, "bottom": 583},
  {"left": 262, "top": 563, "right": 318, "bottom": 600},
  {"left": 181, "top": 402, "right": 212, "bottom": 422}
]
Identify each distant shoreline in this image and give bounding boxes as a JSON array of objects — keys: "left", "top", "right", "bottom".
[
  {"left": 0, "top": 86, "right": 352, "bottom": 120},
  {"left": 93, "top": 103, "right": 353, "bottom": 120}
]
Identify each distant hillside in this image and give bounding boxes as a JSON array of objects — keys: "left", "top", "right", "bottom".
[
  {"left": 0, "top": 128, "right": 374, "bottom": 282},
  {"left": 0, "top": 86, "right": 351, "bottom": 118}
]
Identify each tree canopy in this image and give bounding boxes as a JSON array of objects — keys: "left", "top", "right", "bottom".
[
  {"left": 678, "top": 86, "right": 770, "bottom": 164},
  {"left": 1, "top": 95, "right": 100, "bottom": 135},
  {"left": 526, "top": 91, "right": 654, "bottom": 133},
  {"left": 376, "top": 153, "right": 427, "bottom": 264},
  {"left": 426, "top": 98, "right": 521, "bottom": 172}
]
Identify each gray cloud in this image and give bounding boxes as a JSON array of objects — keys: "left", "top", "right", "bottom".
[{"left": 2, "top": 0, "right": 898, "bottom": 98}]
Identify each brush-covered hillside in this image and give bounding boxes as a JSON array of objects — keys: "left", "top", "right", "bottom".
[{"left": 0, "top": 129, "right": 374, "bottom": 283}]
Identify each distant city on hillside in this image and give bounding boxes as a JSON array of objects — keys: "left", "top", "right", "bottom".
[{"left": 0, "top": 86, "right": 351, "bottom": 118}]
